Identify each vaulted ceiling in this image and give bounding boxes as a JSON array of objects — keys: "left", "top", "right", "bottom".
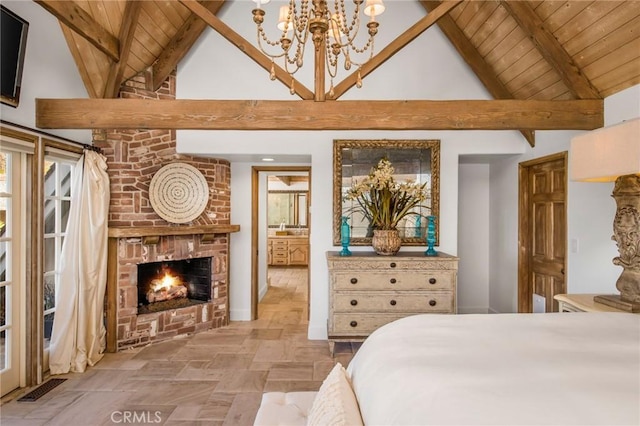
[{"left": 33, "top": 0, "right": 640, "bottom": 146}]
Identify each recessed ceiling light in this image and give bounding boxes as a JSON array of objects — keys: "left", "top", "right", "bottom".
[{"left": 262, "top": 158, "right": 275, "bottom": 162}]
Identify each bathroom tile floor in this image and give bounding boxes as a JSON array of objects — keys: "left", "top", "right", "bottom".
[{"left": 1, "top": 267, "right": 355, "bottom": 425}]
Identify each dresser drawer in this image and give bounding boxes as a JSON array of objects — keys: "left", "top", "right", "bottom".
[
  {"left": 330, "top": 313, "right": 411, "bottom": 336},
  {"left": 328, "top": 258, "right": 458, "bottom": 271},
  {"left": 333, "top": 291, "right": 454, "bottom": 313},
  {"left": 332, "top": 271, "right": 455, "bottom": 291}
]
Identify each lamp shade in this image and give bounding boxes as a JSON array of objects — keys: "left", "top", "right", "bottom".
[
  {"left": 570, "top": 117, "right": 640, "bottom": 182},
  {"left": 277, "top": 5, "right": 292, "bottom": 32},
  {"left": 364, "top": 0, "right": 385, "bottom": 17}
]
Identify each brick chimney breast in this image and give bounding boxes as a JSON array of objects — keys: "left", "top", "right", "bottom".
[{"left": 95, "top": 70, "right": 232, "bottom": 351}]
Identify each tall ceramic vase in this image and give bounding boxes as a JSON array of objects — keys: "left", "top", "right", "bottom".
[{"left": 372, "top": 229, "right": 401, "bottom": 255}]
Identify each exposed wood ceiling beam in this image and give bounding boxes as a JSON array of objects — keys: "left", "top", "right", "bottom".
[
  {"left": 331, "top": 0, "right": 463, "bottom": 100},
  {"left": 421, "top": 0, "right": 535, "bottom": 147},
  {"left": 500, "top": 1, "right": 601, "bottom": 99},
  {"left": 36, "top": 98, "right": 603, "bottom": 131},
  {"left": 59, "top": 24, "right": 98, "bottom": 98},
  {"left": 35, "top": 0, "right": 120, "bottom": 62},
  {"left": 275, "top": 176, "right": 292, "bottom": 186},
  {"left": 104, "top": 1, "right": 142, "bottom": 98},
  {"left": 152, "top": 1, "right": 225, "bottom": 91},
  {"left": 179, "top": 0, "right": 314, "bottom": 100}
]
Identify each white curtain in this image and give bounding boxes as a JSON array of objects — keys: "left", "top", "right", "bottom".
[{"left": 49, "top": 150, "right": 110, "bottom": 374}]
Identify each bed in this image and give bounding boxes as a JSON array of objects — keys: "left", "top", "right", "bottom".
[
  {"left": 254, "top": 312, "right": 640, "bottom": 425},
  {"left": 347, "top": 312, "right": 640, "bottom": 426}
]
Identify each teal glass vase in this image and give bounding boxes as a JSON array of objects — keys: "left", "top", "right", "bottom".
[
  {"left": 425, "top": 215, "right": 437, "bottom": 256},
  {"left": 414, "top": 215, "right": 422, "bottom": 238},
  {"left": 340, "top": 216, "right": 352, "bottom": 256}
]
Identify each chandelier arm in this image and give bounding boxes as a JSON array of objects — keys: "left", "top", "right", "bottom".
[
  {"left": 256, "top": 34, "right": 288, "bottom": 60},
  {"left": 328, "top": 6, "right": 378, "bottom": 56}
]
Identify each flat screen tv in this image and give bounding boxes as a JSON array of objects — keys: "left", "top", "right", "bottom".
[{"left": 1, "top": 5, "right": 29, "bottom": 108}]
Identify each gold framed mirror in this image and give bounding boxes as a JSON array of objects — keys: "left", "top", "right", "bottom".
[{"left": 333, "top": 139, "right": 440, "bottom": 246}]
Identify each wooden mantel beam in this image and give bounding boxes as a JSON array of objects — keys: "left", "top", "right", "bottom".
[{"left": 36, "top": 98, "right": 603, "bottom": 131}]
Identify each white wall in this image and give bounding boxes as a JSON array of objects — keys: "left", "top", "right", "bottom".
[
  {"left": 488, "top": 84, "right": 640, "bottom": 313},
  {"left": 177, "top": 2, "right": 526, "bottom": 338},
  {"left": 0, "top": 1, "right": 91, "bottom": 143},
  {"left": 458, "top": 163, "right": 490, "bottom": 313}
]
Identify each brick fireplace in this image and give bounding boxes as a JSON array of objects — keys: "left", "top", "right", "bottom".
[
  {"left": 137, "top": 256, "right": 212, "bottom": 314},
  {"left": 94, "top": 71, "right": 239, "bottom": 352}
]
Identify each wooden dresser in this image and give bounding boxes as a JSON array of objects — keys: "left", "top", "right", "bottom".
[{"left": 326, "top": 251, "right": 458, "bottom": 348}]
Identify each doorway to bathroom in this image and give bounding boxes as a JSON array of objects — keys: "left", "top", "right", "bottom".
[{"left": 251, "top": 166, "right": 311, "bottom": 321}]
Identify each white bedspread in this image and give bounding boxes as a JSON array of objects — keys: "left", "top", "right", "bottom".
[{"left": 346, "top": 313, "right": 640, "bottom": 426}]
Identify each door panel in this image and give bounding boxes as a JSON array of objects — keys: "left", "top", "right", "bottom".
[{"left": 519, "top": 153, "right": 567, "bottom": 313}]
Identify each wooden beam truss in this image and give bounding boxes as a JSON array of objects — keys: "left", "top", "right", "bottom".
[{"left": 36, "top": 98, "right": 603, "bottom": 131}]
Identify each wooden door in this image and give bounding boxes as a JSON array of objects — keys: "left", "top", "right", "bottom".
[{"left": 519, "top": 153, "right": 567, "bottom": 313}]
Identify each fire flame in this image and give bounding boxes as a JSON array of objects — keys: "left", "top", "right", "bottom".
[{"left": 151, "top": 273, "right": 180, "bottom": 292}]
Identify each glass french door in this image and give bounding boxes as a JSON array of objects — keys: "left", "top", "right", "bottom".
[
  {"left": 42, "top": 157, "right": 74, "bottom": 369},
  {"left": 0, "top": 150, "right": 23, "bottom": 396}
]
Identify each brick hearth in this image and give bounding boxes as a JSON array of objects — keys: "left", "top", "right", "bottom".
[{"left": 94, "top": 70, "right": 237, "bottom": 351}]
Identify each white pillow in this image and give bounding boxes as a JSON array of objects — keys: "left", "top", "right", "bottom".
[{"left": 307, "top": 362, "right": 363, "bottom": 426}]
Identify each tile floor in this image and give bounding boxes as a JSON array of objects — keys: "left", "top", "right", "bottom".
[{"left": 1, "top": 267, "right": 356, "bottom": 425}]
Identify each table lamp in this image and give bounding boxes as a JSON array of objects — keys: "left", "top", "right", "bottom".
[{"left": 570, "top": 117, "right": 640, "bottom": 312}]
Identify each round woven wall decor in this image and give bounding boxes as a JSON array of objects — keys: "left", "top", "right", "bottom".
[{"left": 149, "top": 163, "right": 209, "bottom": 224}]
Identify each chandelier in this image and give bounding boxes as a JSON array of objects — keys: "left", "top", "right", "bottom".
[{"left": 252, "top": 0, "right": 385, "bottom": 97}]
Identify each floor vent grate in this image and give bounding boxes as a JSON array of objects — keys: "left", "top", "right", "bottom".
[{"left": 17, "top": 378, "right": 67, "bottom": 402}]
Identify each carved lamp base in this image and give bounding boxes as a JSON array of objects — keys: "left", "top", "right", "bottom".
[
  {"left": 596, "top": 174, "right": 640, "bottom": 313},
  {"left": 594, "top": 294, "right": 640, "bottom": 313}
]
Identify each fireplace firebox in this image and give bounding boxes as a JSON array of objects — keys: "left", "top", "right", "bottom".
[{"left": 137, "top": 257, "right": 212, "bottom": 314}]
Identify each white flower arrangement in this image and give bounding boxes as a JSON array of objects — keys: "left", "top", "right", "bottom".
[{"left": 343, "top": 158, "right": 428, "bottom": 230}]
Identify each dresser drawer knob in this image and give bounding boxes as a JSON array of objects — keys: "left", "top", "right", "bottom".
[
  {"left": 429, "top": 299, "right": 437, "bottom": 307},
  {"left": 390, "top": 262, "right": 397, "bottom": 268},
  {"left": 390, "top": 300, "right": 397, "bottom": 306},
  {"left": 350, "top": 321, "right": 358, "bottom": 327},
  {"left": 350, "top": 299, "right": 358, "bottom": 306},
  {"left": 429, "top": 278, "right": 437, "bottom": 284},
  {"left": 350, "top": 278, "right": 358, "bottom": 284},
  {"left": 389, "top": 278, "right": 397, "bottom": 284}
]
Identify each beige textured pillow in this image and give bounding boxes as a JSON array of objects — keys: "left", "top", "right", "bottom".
[{"left": 307, "top": 362, "right": 363, "bottom": 426}]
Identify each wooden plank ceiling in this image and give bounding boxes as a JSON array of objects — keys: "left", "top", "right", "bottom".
[{"left": 32, "top": 0, "right": 640, "bottom": 145}]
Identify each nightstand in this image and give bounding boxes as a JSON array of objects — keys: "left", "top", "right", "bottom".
[{"left": 554, "top": 294, "right": 629, "bottom": 313}]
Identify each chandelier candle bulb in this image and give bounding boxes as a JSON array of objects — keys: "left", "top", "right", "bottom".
[{"left": 254, "top": 0, "right": 270, "bottom": 8}]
